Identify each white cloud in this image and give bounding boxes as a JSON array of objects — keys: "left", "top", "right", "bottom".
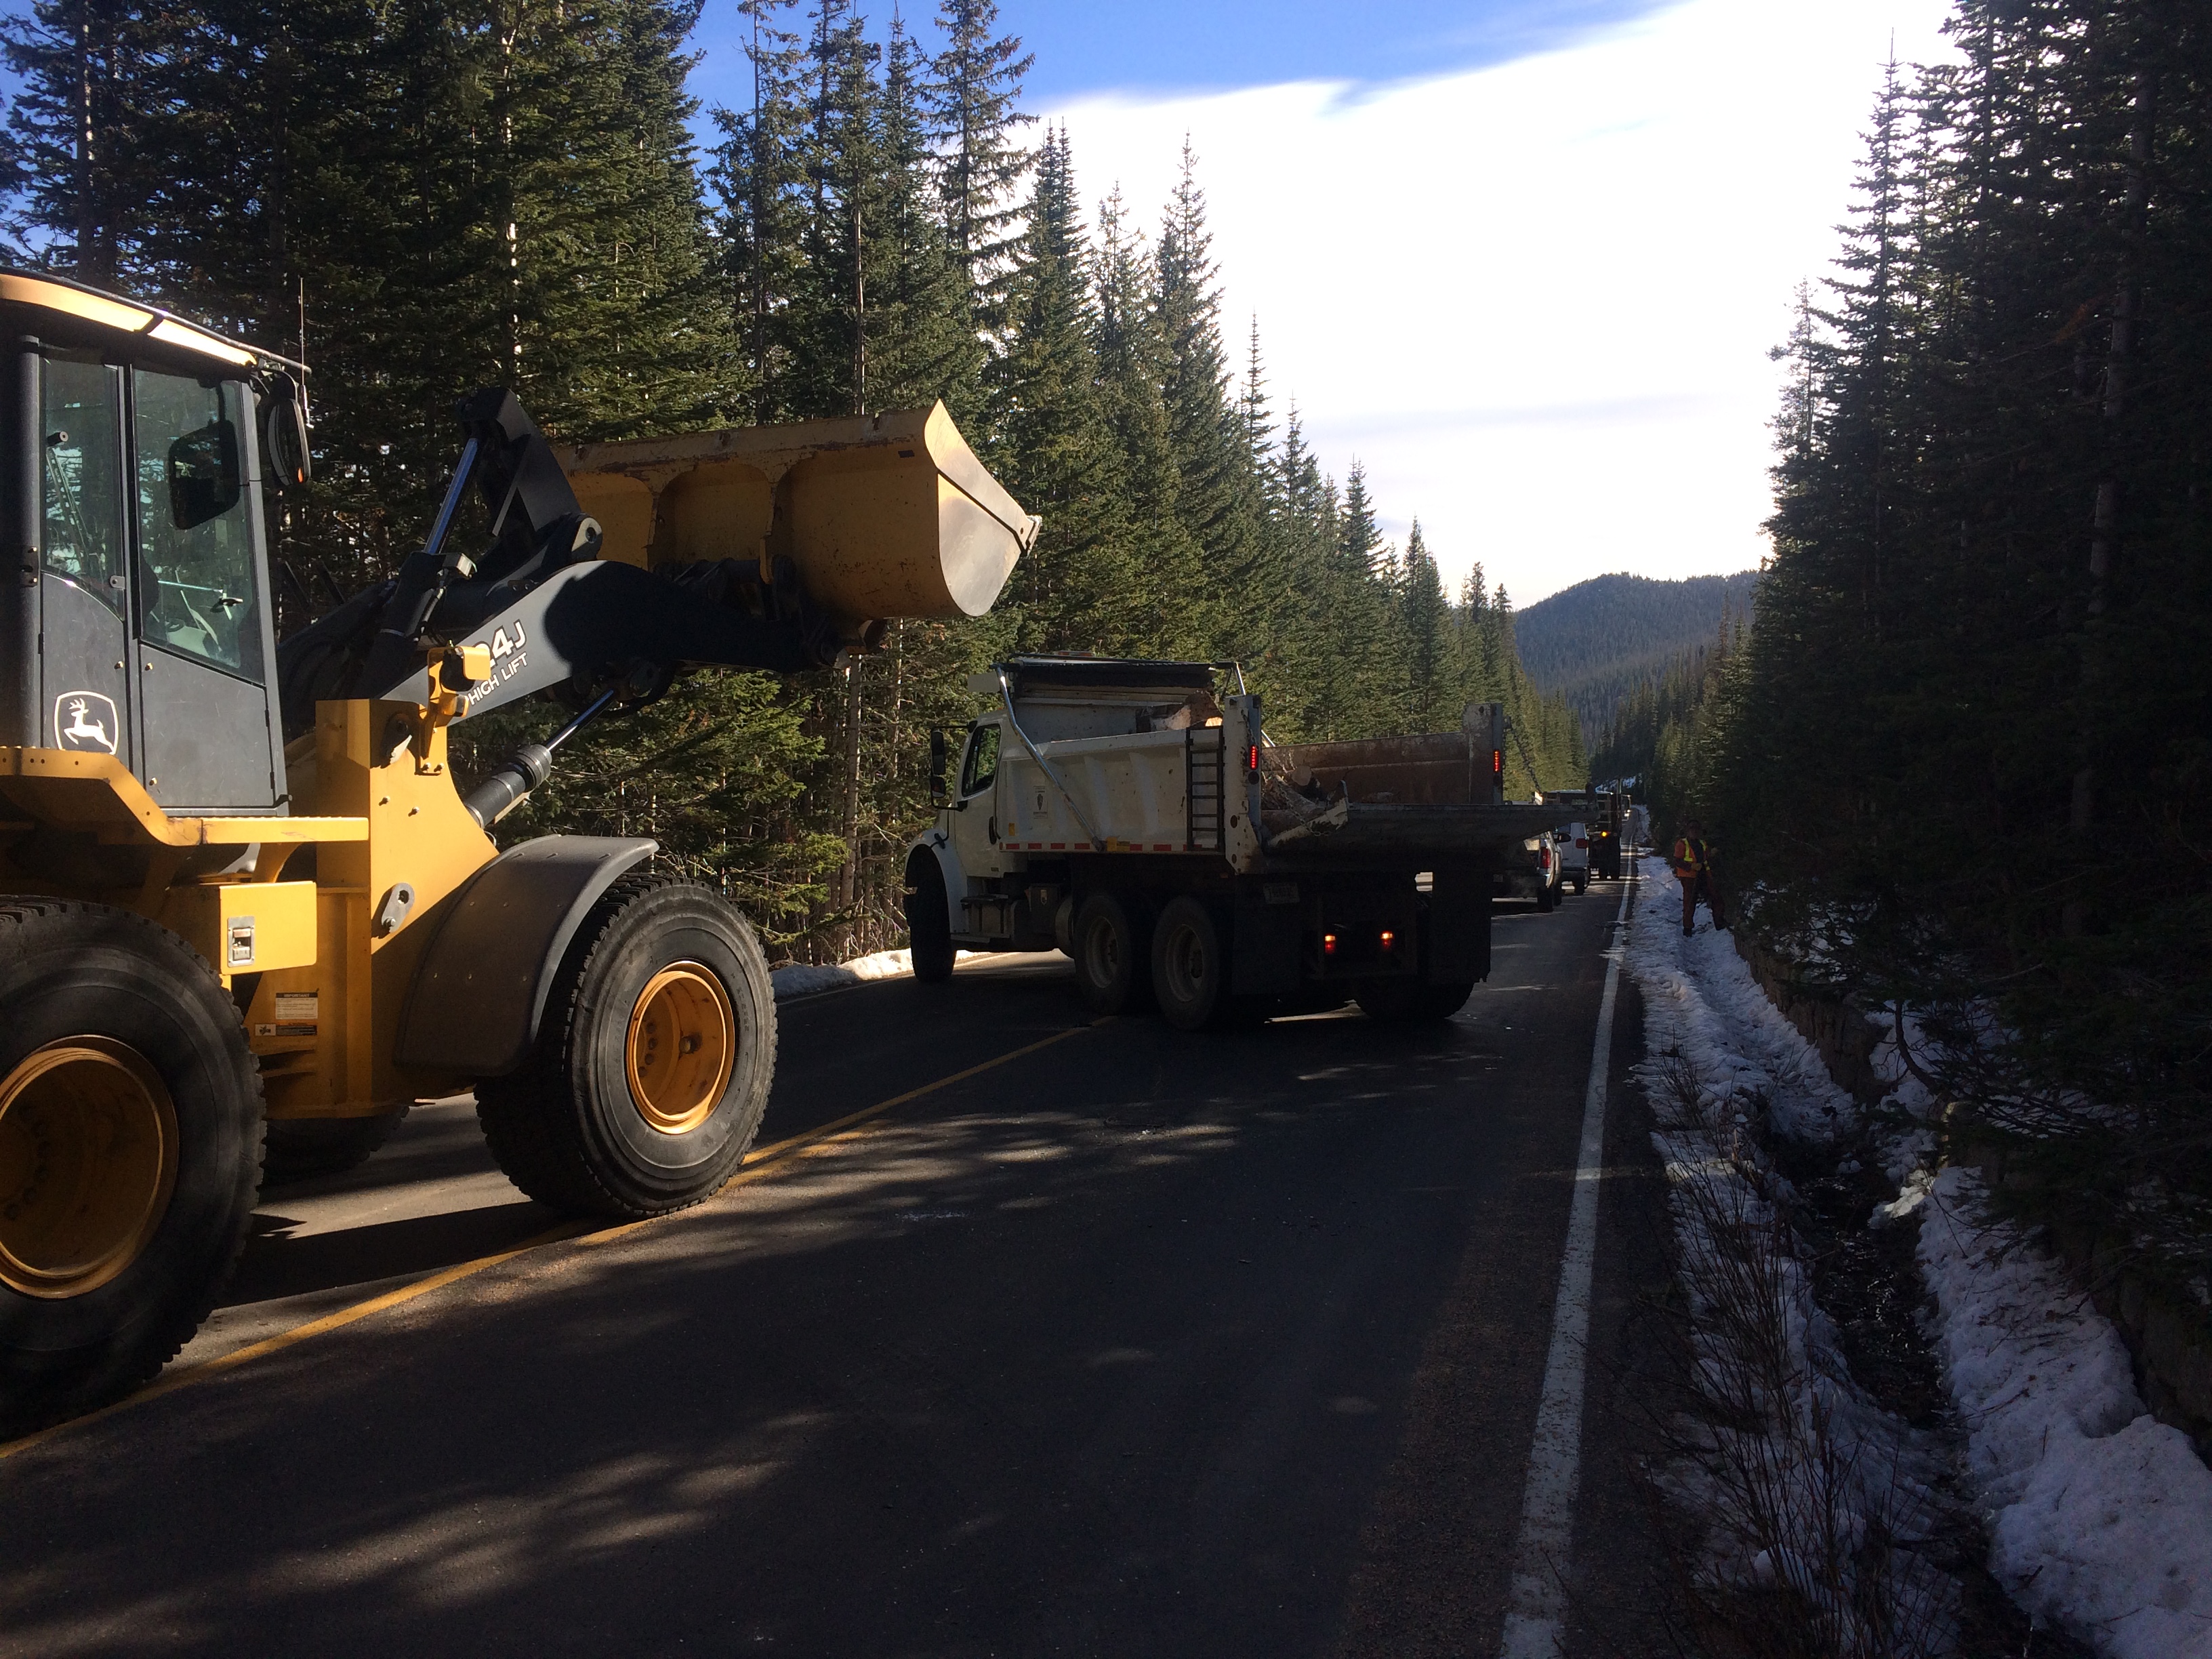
[{"left": 1048, "top": 0, "right": 1957, "bottom": 603}]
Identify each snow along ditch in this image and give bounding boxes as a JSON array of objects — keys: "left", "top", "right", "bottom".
[{"left": 1624, "top": 870, "right": 2212, "bottom": 1656}]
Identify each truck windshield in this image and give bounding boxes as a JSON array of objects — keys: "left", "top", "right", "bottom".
[
  {"left": 961, "top": 724, "right": 1000, "bottom": 796},
  {"left": 132, "top": 369, "right": 262, "bottom": 682}
]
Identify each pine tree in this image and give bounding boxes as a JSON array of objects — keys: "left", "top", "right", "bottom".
[
  {"left": 924, "top": 0, "right": 1031, "bottom": 357},
  {"left": 989, "top": 123, "right": 1132, "bottom": 651},
  {"left": 712, "top": 0, "right": 808, "bottom": 419},
  {"left": 1092, "top": 182, "right": 1205, "bottom": 657},
  {"left": 1153, "top": 138, "right": 1258, "bottom": 639},
  {"left": 864, "top": 7, "right": 977, "bottom": 410},
  {"left": 1397, "top": 519, "right": 1449, "bottom": 731},
  {"left": 783, "top": 0, "right": 882, "bottom": 418}
]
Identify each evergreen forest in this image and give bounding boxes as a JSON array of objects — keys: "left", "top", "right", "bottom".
[
  {"left": 1649, "top": 5, "right": 2212, "bottom": 1303},
  {"left": 0, "top": 0, "right": 1584, "bottom": 959},
  {"left": 1514, "top": 569, "right": 1759, "bottom": 744}
]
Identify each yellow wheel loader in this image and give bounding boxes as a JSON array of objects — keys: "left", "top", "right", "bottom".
[{"left": 0, "top": 269, "right": 1038, "bottom": 1433}]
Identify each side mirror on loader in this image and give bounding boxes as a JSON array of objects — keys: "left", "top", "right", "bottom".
[
  {"left": 263, "top": 372, "right": 312, "bottom": 489},
  {"left": 927, "top": 728, "right": 950, "bottom": 807}
]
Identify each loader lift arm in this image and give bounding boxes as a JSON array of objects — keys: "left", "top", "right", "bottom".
[{"left": 275, "top": 388, "right": 842, "bottom": 746}]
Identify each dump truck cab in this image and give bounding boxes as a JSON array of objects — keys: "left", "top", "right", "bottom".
[{"left": 0, "top": 270, "right": 308, "bottom": 827}]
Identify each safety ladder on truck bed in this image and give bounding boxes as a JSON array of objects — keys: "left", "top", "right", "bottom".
[{"left": 1186, "top": 728, "right": 1225, "bottom": 852}]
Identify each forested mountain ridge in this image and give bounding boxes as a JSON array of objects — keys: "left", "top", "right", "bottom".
[
  {"left": 1515, "top": 570, "right": 1759, "bottom": 737},
  {"left": 0, "top": 0, "right": 1584, "bottom": 960}
]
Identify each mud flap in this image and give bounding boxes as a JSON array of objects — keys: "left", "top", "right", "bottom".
[{"left": 1426, "top": 865, "right": 1492, "bottom": 984}]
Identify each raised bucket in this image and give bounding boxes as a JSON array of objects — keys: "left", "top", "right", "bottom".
[{"left": 554, "top": 402, "right": 1039, "bottom": 639}]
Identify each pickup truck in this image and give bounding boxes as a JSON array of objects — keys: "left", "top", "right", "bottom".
[{"left": 901, "top": 657, "right": 1570, "bottom": 1029}]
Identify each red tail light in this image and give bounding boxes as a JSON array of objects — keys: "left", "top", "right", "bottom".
[
  {"left": 1323, "top": 932, "right": 1338, "bottom": 956},
  {"left": 1247, "top": 743, "right": 1260, "bottom": 773},
  {"left": 1575, "top": 838, "right": 1589, "bottom": 848},
  {"left": 1379, "top": 930, "right": 1396, "bottom": 949}
]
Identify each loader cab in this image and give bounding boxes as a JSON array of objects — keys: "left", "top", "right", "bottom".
[{"left": 0, "top": 271, "right": 300, "bottom": 815}]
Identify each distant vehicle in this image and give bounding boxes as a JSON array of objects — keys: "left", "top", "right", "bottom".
[
  {"left": 1626, "top": 804, "right": 1651, "bottom": 848},
  {"left": 1586, "top": 790, "right": 1628, "bottom": 880},
  {"left": 1500, "top": 833, "right": 1561, "bottom": 911},
  {"left": 1557, "top": 823, "right": 1591, "bottom": 895}
]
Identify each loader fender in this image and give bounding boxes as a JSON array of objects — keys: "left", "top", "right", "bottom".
[{"left": 394, "top": 835, "right": 658, "bottom": 1078}]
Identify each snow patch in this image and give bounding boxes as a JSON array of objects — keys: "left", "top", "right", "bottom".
[
  {"left": 1626, "top": 905, "right": 1860, "bottom": 1146},
  {"left": 1919, "top": 1167, "right": 2212, "bottom": 1658},
  {"left": 1624, "top": 878, "right": 1951, "bottom": 1643},
  {"left": 770, "top": 949, "right": 914, "bottom": 1000}
]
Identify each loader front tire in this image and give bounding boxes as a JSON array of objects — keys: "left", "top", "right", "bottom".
[
  {"left": 0, "top": 901, "right": 262, "bottom": 1435},
  {"left": 476, "top": 876, "right": 775, "bottom": 1219}
]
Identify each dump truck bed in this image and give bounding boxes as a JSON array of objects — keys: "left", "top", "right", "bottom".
[
  {"left": 1256, "top": 731, "right": 1567, "bottom": 867},
  {"left": 979, "top": 678, "right": 1568, "bottom": 876}
]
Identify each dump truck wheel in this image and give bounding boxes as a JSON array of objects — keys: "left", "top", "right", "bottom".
[
  {"left": 904, "top": 852, "right": 956, "bottom": 984},
  {"left": 1073, "top": 893, "right": 1151, "bottom": 1016},
  {"left": 1355, "top": 979, "right": 1475, "bottom": 1024},
  {"left": 477, "top": 876, "right": 775, "bottom": 1219},
  {"left": 0, "top": 901, "right": 262, "bottom": 1436},
  {"left": 1151, "top": 897, "right": 1238, "bottom": 1031},
  {"left": 260, "top": 1109, "right": 407, "bottom": 1187}
]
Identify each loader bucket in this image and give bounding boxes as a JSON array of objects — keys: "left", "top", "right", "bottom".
[{"left": 554, "top": 402, "right": 1039, "bottom": 640}]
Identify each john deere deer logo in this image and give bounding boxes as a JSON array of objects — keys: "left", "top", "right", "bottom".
[{"left": 54, "top": 691, "right": 119, "bottom": 754}]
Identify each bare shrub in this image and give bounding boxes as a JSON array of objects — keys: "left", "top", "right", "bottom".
[{"left": 1638, "top": 1047, "right": 1957, "bottom": 1658}]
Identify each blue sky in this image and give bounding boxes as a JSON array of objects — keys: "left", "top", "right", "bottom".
[
  {"left": 686, "top": 0, "right": 1956, "bottom": 602},
  {"left": 689, "top": 0, "right": 1676, "bottom": 110}
]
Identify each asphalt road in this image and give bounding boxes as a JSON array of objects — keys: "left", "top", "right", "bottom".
[{"left": 0, "top": 865, "right": 1675, "bottom": 1658}]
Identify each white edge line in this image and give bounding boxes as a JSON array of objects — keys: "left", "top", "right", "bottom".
[{"left": 1496, "top": 863, "right": 1635, "bottom": 1658}]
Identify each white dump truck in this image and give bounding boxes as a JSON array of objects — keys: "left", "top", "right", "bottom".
[{"left": 901, "top": 658, "right": 1572, "bottom": 1029}]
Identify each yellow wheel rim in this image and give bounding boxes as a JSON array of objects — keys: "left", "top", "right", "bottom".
[
  {"left": 0, "top": 1038, "right": 179, "bottom": 1300},
  {"left": 626, "top": 964, "right": 736, "bottom": 1136}
]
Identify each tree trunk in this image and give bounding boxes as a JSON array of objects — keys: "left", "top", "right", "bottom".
[{"left": 2066, "top": 66, "right": 2152, "bottom": 934}]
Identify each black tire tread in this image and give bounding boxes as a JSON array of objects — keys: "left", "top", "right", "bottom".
[
  {"left": 476, "top": 873, "right": 775, "bottom": 1220},
  {"left": 261, "top": 1108, "right": 407, "bottom": 1186},
  {"left": 0, "top": 897, "right": 263, "bottom": 1434},
  {"left": 904, "top": 852, "right": 956, "bottom": 983}
]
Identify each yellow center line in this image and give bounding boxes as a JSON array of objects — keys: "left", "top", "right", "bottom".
[{"left": 0, "top": 1019, "right": 1099, "bottom": 1462}]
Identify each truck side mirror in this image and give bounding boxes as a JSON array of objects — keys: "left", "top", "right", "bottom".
[
  {"left": 927, "top": 727, "right": 949, "bottom": 806},
  {"left": 263, "top": 372, "right": 312, "bottom": 489}
]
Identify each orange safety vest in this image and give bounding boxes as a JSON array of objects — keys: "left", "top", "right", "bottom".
[{"left": 1672, "top": 836, "right": 1709, "bottom": 879}]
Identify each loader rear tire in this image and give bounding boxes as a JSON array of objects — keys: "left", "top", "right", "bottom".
[
  {"left": 1073, "top": 893, "right": 1151, "bottom": 1016},
  {"left": 260, "top": 1109, "right": 407, "bottom": 1186},
  {"left": 0, "top": 901, "right": 262, "bottom": 1436},
  {"left": 904, "top": 851, "right": 956, "bottom": 984},
  {"left": 476, "top": 876, "right": 775, "bottom": 1220}
]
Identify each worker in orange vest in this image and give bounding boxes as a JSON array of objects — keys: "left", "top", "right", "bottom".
[{"left": 1671, "top": 818, "right": 1728, "bottom": 937}]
